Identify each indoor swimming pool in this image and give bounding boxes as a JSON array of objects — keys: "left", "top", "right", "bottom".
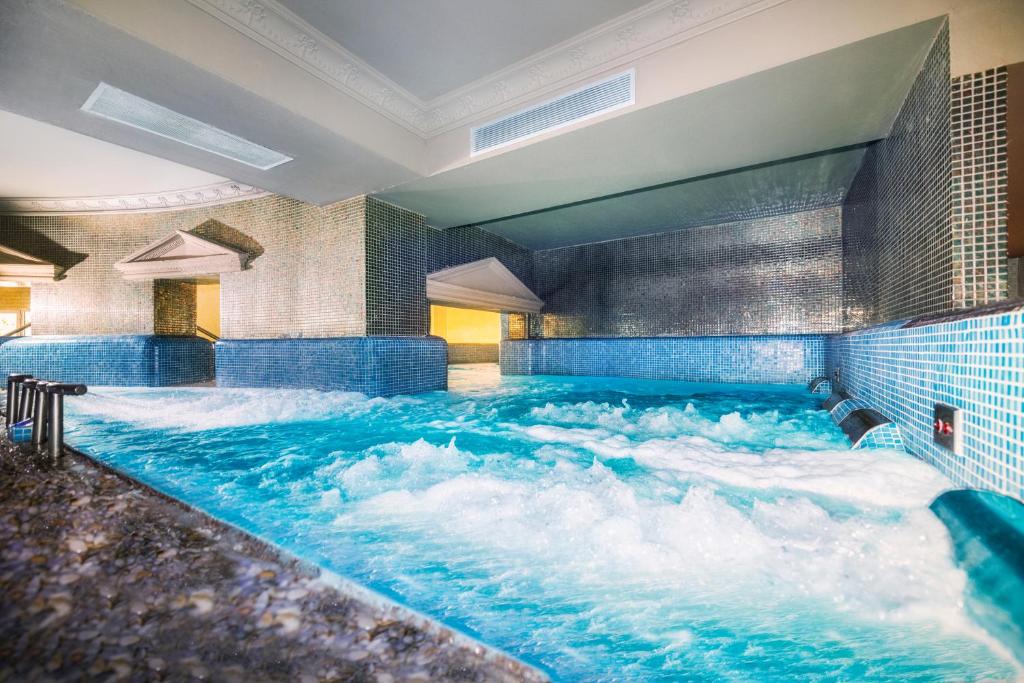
[{"left": 63, "top": 365, "right": 1018, "bottom": 681}]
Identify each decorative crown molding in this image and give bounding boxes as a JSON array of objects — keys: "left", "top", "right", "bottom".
[
  {"left": 186, "top": 0, "right": 788, "bottom": 138},
  {"left": 0, "top": 181, "right": 270, "bottom": 216}
]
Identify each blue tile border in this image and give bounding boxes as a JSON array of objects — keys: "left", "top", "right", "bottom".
[
  {"left": 215, "top": 336, "right": 447, "bottom": 397},
  {"left": 501, "top": 335, "right": 826, "bottom": 385},
  {"left": 0, "top": 335, "right": 214, "bottom": 387},
  {"left": 830, "top": 307, "right": 1024, "bottom": 500}
]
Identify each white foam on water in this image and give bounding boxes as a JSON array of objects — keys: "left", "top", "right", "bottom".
[
  {"left": 528, "top": 399, "right": 844, "bottom": 450},
  {"left": 67, "top": 373, "right": 1019, "bottom": 679},
  {"left": 514, "top": 421, "right": 949, "bottom": 508},
  {"left": 329, "top": 441, "right": 1016, "bottom": 677},
  {"left": 70, "top": 386, "right": 402, "bottom": 432}
]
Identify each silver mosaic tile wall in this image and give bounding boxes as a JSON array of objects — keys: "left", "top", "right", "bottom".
[
  {"left": 951, "top": 67, "right": 1009, "bottom": 308},
  {"left": 0, "top": 194, "right": 367, "bottom": 338},
  {"left": 842, "top": 24, "right": 953, "bottom": 329},
  {"left": 218, "top": 195, "right": 367, "bottom": 339},
  {"left": 365, "top": 196, "right": 534, "bottom": 336},
  {"left": 3, "top": 213, "right": 164, "bottom": 335},
  {"left": 365, "top": 198, "right": 429, "bottom": 336},
  {"left": 529, "top": 207, "right": 843, "bottom": 337}
]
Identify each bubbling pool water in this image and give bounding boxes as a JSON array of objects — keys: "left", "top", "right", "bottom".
[{"left": 66, "top": 365, "right": 1019, "bottom": 681}]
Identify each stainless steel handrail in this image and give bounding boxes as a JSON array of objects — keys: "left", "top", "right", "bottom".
[
  {"left": 197, "top": 325, "right": 220, "bottom": 341},
  {"left": 1, "top": 322, "right": 31, "bottom": 337}
]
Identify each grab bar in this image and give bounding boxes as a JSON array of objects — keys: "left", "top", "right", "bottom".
[
  {"left": 2, "top": 322, "right": 31, "bottom": 337},
  {"left": 197, "top": 325, "right": 220, "bottom": 341}
]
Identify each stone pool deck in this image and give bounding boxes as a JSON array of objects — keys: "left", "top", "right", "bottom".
[{"left": 0, "top": 442, "right": 546, "bottom": 682}]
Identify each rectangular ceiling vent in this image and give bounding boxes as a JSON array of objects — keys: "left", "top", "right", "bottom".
[
  {"left": 471, "top": 70, "right": 634, "bottom": 155},
  {"left": 81, "top": 82, "right": 292, "bottom": 170}
]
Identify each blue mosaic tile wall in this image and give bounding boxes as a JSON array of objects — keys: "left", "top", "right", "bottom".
[
  {"left": 529, "top": 207, "right": 842, "bottom": 337},
  {"left": 842, "top": 23, "right": 952, "bottom": 329},
  {"left": 501, "top": 335, "right": 826, "bottom": 385},
  {"left": 0, "top": 335, "right": 214, "bottom": 386},
  {"left": 829, "top": 303, "right": 1024, "bottom": 500},
  {"left": 216, "top": 337, "right": 447, "bottom": 397}
]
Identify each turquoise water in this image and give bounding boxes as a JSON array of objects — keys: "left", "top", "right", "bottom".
[{"left": 65, "top": 365, "right": 1018, "bottom": 681}]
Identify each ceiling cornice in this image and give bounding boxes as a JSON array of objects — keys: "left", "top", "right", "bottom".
[
  {"left": 186, "top": 0, "right": 789, "bottom": 138},
  {"left": 0, "top": 181, "right": 270, "bottom": 216}
]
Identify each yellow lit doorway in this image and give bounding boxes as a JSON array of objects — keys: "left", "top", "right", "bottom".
[
  {"left": 429, "top": 305, "right": 499, "bottom": 364},
  {"left": 196, "top": 281, "right": 220, "bottom": 340}
]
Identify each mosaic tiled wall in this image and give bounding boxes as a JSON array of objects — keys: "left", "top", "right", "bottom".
[
  {"left": 365, "top": 196, "right": 534, "bottom": 336},
  {"left": 0, "top": 335, "right": 214, "bottom": 386},
  {"left": 529, "top": 207, "right": 842, "bottom": 337},
  {"left": 216, "top": 337, "right": 446, "bottom": 396},
  {"left": 0, "top": 194, "right": 367, "bottom": 338},
  {"left": 153, "top": 280, "right": 197, "bottom": 337},
  {"left": 951, "top": 67, "right": 1009, "bottom": 308},
  {"left": 842, "top": 23, "right": 952, "bottom": 329},
  {"left": 502, "top": 335, "right": 826, "bottom": 385},
  {"left": 829, "top": 302, "right": 1024, "bottom": 501},
  {"left": 448, "top": 343, "right": 499, "bottom": 364}
]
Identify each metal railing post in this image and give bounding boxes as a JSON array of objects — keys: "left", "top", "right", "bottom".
[
  {"left": 46, "top": 389, "right": 63, "bottom": 459},
  {"left": 31, "top": 381, "right": 49, "bottom": 449},
  {"left": 43, "top": 383, "right": 87, "bottom": 459},
  {"left": 5, "top": 374, "right": 32, "bottom": 429},
  {"left": 18, "top": 379, "right": 39, "bottom": 422}
]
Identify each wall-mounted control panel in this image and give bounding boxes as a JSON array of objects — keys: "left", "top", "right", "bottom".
[{"left": 934, "top": 403, "right": 963, "bottom": 455}]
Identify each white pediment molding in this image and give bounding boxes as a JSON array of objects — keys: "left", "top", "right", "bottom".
[
  {"left": 427, "top": 258, "right": 544, "bottom": 313},
  {"left": 186, "top": 0, "right": 785, "bottom": 138},
  {"left": 0, "top": 245, "right": 61, "bottom": 283},
  {"left": 115, "top": 230, "right": 250, "bottom": 280},
  {"left": 0, "top": 181, "right": 270, "bottom": 216}
]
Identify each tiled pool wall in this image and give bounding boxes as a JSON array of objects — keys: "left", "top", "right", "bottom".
[
  {"left": 829, "top": 303, "right": 1023, "bottom": 499},
  {"left": 501, "top": 335, "right": 826, "bottom": 385},
  {"left": 216, "top": 337, "right": 446, "bottom": 396},
  {"left": 0, "top": 335, "right": 213, "bottom": 386}
]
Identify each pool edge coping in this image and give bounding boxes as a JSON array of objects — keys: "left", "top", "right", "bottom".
[{"left": 62, "top": 441, "right": 553, "bottom": 682}]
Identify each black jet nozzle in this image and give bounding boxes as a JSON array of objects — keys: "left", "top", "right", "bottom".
[
  {"left": 43, "top": 383, "right": 88, "bottom": 396},
  {"left": 7, "top": 374, "right": 32, "bottom": 382}
]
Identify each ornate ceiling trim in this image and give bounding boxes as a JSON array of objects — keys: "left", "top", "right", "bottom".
[
  {"left": 0, "top": 181, "right": 270, "bottom": 216},
  {"left": 186, "top": 0, "right": 788, "bottom": 138}
]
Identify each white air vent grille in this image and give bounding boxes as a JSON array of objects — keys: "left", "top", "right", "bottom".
[
  {"left": 471, "top": 71, "right": 634, "bottom": 154},
  {"left": 81, "top": 83, "right": 292, "bottom": 170}
]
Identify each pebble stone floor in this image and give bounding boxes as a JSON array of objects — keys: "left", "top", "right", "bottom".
[{"left": 0, "top": 442, "right": 546, "bottom": 683}]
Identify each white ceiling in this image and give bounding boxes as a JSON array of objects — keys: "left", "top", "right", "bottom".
[
  {"left": 476, "top": 147, "right": 866, "bottom": 249},
  {"left": 377, "top": 18, "right": 942, "bottom": 238},
  {"left": 0, "top": 109, "right": 225, "bottom": 198},
  {"left": 275, "top": 0, "right": 652, "bottom": 101},
  {"left": 0, "top": 0, "right": 419, "bottom": 206}
]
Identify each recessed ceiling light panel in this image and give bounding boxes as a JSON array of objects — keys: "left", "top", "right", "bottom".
[
  {"left": 81, "top": 82, "right": 292, "bottom": 170},
  {"left": 471, "top": 70, "right": 635, "bottom": 155}
]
